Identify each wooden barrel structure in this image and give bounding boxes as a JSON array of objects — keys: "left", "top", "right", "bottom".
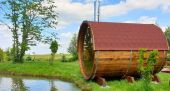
[{"left": 77, "top": 21, "right": 169, "bottom": 80}]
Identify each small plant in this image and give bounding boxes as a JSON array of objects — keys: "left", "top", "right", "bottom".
[
  {"left": 4, "top": 48, "right": 13, "bottom": 61},
  {"left": 25, "top": 56, "right": 32, "bottom": 61},
  {"left": 167, "top": 57, "right": 170, "bottom": 61},
  {"left": 69, "top": 54, "right": 78, "bottom": 62},
  {"left": 50, "top": 40, "right": 58, "bottom": 65},
  {"left": 167, "top": 54, "right": 170, "bottom": 61},
  {"left": 138, "top": 49, "right": 159, "bottom": 91},
  {"left": 61, "top": 54, "right": 67, "bottom": 62},
  {"left": 0, "top": 48, "right": 4, "bottom": 62}
]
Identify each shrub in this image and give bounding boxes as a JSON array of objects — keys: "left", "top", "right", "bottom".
[
  {"left": 25, "top": 56, "right": 34, "bottom": 61},
  {"left": 167, "top": 53, "right": 170, "bottom": 61},
  {"left": 0, "top": 48, "right": 4, "bottom": 62},
  {"left": 4, "top": 53, "right": 9, "bottom": 61},
  {"left": 138, "top": 49, "right": 158, "bottom": 91},
  {"left": 61, "top": 54, "right": 67, "bottom": 62},
  {"left": 167, "top": 56, "right": 170, "bottom": 61},
  {"left": 4, "top": 48, "right": 12, "bottom": 61},
  {"left": 3, "top": 48, "right": 15, "bottom": 61},
  {"left": 68, "top": 54, "right": 78, "bottom": 62}
]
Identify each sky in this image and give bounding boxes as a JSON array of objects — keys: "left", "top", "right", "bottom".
[{"left": 0, "top": 0, "right": 170, "bottom": 54}]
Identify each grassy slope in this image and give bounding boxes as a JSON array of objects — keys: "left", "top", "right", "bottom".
[
  {"left": 0, "top": 54, "right": 169, "bottom": 91},
  {"left": 26, "top": 54, "right": 72, "bottom": 61}
]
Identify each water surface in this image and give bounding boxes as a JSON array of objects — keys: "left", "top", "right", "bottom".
[{"left": 0, "top": 75, "right": 80, "bottom": 91}]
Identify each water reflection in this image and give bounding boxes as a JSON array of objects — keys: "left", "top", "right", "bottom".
[
  {"left": 50, "top": 80, "right": 57, "bottom": 91},
  {"left": 0, "top": 76, "right": 80, "bottom": 91},
  {"left": 12, "top": 77, "right": 28, "bottom": 91}
]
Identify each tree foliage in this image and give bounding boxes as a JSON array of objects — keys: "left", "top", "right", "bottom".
[
  {"left": 0, "top": 0, "right": 58, "bottom": 63},
  {"left": 4, "top": 48, "right": 14, "bottom": 61},
  {"left": 138, "top": 49, "right": 158, "bottom": 91},
  {"left": 67, "top": 33, "right": 78, "bottom": 61},
  {"left": 165, "top": 27, "right": 170, "bottom": 47},
  {"left": 50, "top": 40, "right": 58, "bottom": 54},
  {"left": 50, "top": 40, "right": 58, "bottom": 65}
]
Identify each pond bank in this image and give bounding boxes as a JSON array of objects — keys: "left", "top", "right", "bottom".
[
  {"left": 0, "top": 75, "right": 81, "bottom": 91},
  {"left": 0, "top": 61, "right": 92, "bottom": 91}
]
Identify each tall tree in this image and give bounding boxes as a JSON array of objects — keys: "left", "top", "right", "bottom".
[
  {"left": 67, "top": 33, "right": 78, "bottom": 61},
  {"left": 165, "top": 27, "right": 170, "bottom": 47},
  {"left": 0, "top": 0, "right": 58, "bottom": 63}
]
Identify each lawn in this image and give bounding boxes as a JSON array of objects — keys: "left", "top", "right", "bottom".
[
  {"left": 25, "top": 54, "right": 72, "bottom": 61},
  {"left": 0, "top": 54, "right": 169, "bottom": 91}
]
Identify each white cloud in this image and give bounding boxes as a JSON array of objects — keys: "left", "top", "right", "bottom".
[
  {"left": 46, "top": 0, "right": 170, "bottom": 27},
  {"left": 27, "top": 31, "right": 75, "bottom": 54},
  {"left": 137, "top": 16, "right": 157, "bottom": 24},
  {"left": 54, "top": 0, "right": 93, "bottom": 23},
  {"left": 161, "top": 0, "right": 170, "bottom": 12},
  {"left": 0, "top": 24, "right": 13, "bottom": 50},
  {"left": 0, "top": 24, "right": 12, "bottom": 37},
  {"left": 125, "top": 16, "right": 157, "bottom": 24},
  {"left": 58, "top": 32, "right": 75, "bottom": 53},
  {"left": 27, "top": 43, "right": 51, "bottom": 54},
  {"left": 101, "top": 0, "right": 170, "bottom": 18},
  {"left": 124, "top": 16, "right": 168, "bottom": 32}
]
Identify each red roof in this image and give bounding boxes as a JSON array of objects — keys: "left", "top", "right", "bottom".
[{"left": 79, "top": 21, "right": 169, "bottom": 51}]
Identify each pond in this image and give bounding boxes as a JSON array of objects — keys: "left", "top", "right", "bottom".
[{"left": 0, "top": 75, "right": 80, "bottom": 91}]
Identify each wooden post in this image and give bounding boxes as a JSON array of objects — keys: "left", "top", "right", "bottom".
[
  {"left": 95, "top": 76, "right": 106, "bottom": 87},
  {"left": 152, "top": 75, "right": 160, "bottom": 83},
  {"left": 126, "top": 76, "right": 135, "bottom": 83}
]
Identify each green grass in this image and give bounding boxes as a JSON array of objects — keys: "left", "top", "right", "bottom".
[
  {"left": 0, "top": 54, "right": 169, "bottom": 91},
  {"left": 26, "top": 54, "right": 72, "bottom": 61},
  {"left": 0, "top": 61, "right": 91, "bottom": 90}
]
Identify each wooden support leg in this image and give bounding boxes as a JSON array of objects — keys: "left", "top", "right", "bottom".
[
  {"left": 126, "top": 76, "right": 135, "bottom": 83},
  {"left": 152, "top": 75, "right": 160, "bottom": 83},
  {"left": 95, "top": 76, "right": 106, "bottom": 87}
]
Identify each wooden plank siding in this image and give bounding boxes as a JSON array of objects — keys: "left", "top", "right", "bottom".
[{"left": 94, "top": 51, "right": 166, "bottom": 77}]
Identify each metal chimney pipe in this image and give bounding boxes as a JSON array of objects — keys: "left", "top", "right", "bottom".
[{"left": 94, "top": 0, "right": 100, "bottom": 22}]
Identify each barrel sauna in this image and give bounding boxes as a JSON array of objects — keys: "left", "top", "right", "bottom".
[{"left": 77, "top": 21, "right": 169, "bottom": 80}]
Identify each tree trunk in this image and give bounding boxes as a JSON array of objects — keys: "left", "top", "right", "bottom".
[
  {"left": 19, "top": 3, "right": 29, "bottom": 63},
  {"left": 50, "top": 53, "right": 55, "bottom": 65},
  {"left": 12, "top": 3, "right": 20, "bottom": 63}
]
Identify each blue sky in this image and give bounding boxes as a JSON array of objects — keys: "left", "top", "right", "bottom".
[{"left": 0, "top": 0, "right": 170, "bottom": 54}]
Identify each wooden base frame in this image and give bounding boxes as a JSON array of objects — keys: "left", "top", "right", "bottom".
[
  {"left": 152, "top": 75, "right": 160, "bottom": 83},
  {"left": 126, "top": 76, "right": 135, "bottom": 83},
  {"left": 95, "top": 76, "right": 107, "bottom": 87}
]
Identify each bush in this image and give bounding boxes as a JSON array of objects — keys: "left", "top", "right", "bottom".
[
  {"left": 61, "top": 54, "right": 67, "bottom": 62},
  {"left": 4, "top": 48, "right": 11, "bottom": 61},
  {"left": 138, "top": 49, "right": 158, "bottom": 91},
  {"left": 25, "top": 56, "right": 34, "bottom": 61},
  {"left": 167, "top": 53, "right": 170, "bottom": 61},
  {"left": 4, "top": 53, "right": 9, "bottom": 61},
  {"left": 167, "top": 57, "right": 170, "bottom": 61},
  {"left": 69, "top": 54, "right": 78, "bottom": 62},
  {"left": 0, "top": 48, "right": 4, "bottom": 62}
]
